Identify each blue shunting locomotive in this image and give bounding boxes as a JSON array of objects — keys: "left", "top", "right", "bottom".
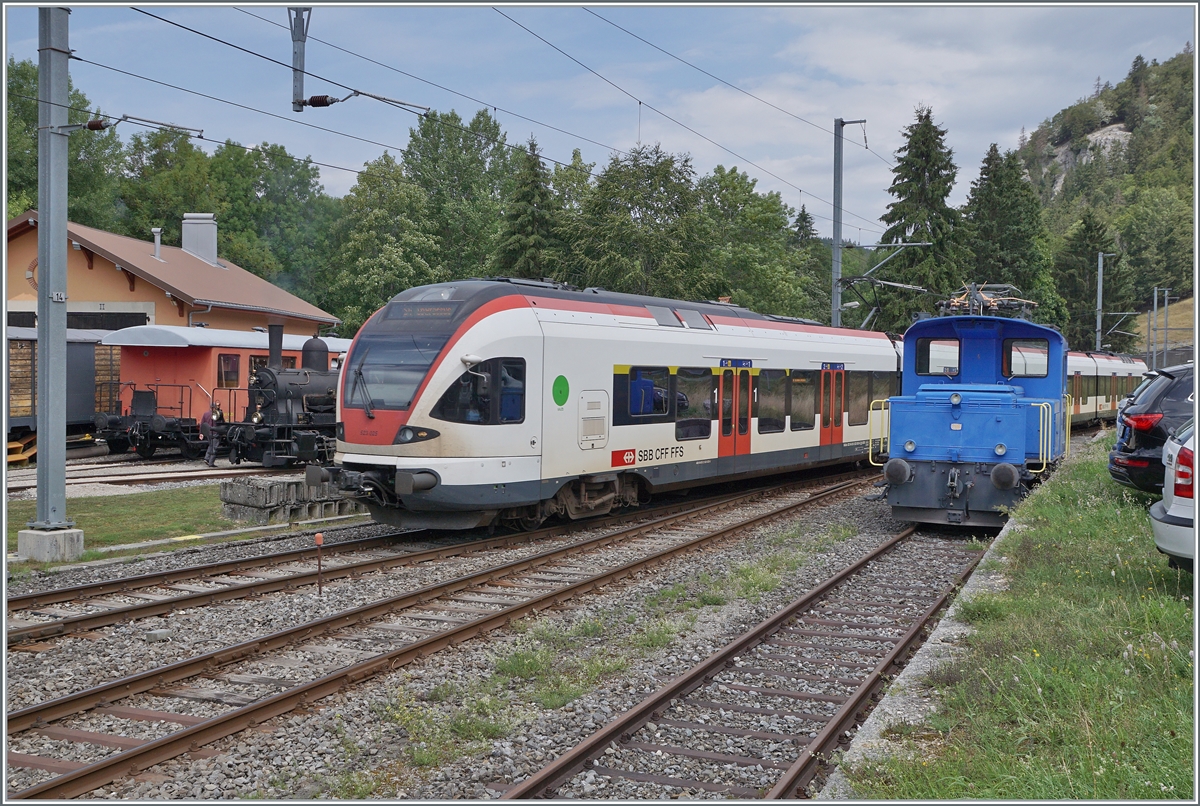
[{"left": 882, "top": 315, "right": 1068, "bottom": 527}]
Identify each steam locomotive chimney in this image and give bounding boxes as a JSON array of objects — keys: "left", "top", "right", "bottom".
[{"left": 268, "top": 324, "right": 284, "bottom": 370}]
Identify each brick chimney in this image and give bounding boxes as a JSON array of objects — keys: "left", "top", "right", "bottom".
[{"left": 181, "top": 213, "right": 218, "bottom": 265}]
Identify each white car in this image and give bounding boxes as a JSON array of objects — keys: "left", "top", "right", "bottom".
[{"left": 1150, "top": 418, "right": 1194, "bottom": 573}]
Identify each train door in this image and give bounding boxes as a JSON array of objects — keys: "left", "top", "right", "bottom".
[
  {"left": 819, "top": 368, "right": 845, "bottom": 447},
  {"left": 1109, "top": 373, "right": 1118, "bottom": 412},
  {"left": 1072, "top": 372, "right": 1082, "bottom": 417},
  {"left": 718, "top": 368, "right": 753, "bottom": 459}
]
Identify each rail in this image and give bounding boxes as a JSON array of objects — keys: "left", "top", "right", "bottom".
[
  {"left": 1029, "top": 401, "right": 1053, "bottom": 473},
  {"left": 867, "top": 398, "right": 890, "bottom": 466}
]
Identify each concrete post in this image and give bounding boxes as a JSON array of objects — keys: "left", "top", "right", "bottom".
[{"left": 22, "top": 6, "right": 84, "bottom": 561}]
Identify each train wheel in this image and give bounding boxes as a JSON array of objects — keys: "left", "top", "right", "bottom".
[
  {"left": 181, "top": 443, "right": 203, "bottom": 461},
  {"left": 135, "top": 442, "right": 156, "bottom": 459},
  {"left": 516, "top": 514, "right": 545, "bottom": 531},
  {"left": 107, "top": 438, "right": 130, "bottom": 455},
  {"left": 228, "top": 445, "right": 242, "bottom": 465}
]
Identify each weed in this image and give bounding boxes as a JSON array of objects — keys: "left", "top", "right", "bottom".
[
  {"left": 571, "top": 618, "right": 605, "bottom": 638},
  {"left": 634, "top": 620, "right": 678, "bottom": 650},
  {"left": 532, "top": 680, "right": 585, "bottom": 709},
  {"left": 495, "top": 648, "right": 554, "bottom": 679},
  {"left": 426, "top": 682, "right": 459, "bottom": 703},
  {"left": 448, "top": 712, "right": 508, "bottom": 741}
]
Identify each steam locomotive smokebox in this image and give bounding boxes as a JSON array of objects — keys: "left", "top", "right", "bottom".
[{"left": 219, "top": 476, "right": 366, "bottom": 525}]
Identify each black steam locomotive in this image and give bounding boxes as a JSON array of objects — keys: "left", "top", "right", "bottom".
[{"left": 224, "top": 325, "right": 341, "bottom": 467}]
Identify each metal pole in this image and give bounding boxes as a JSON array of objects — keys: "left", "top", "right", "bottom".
[
  {"left": 831, "top": 117, "right": 865, "bottom": 328},
  {"left": 1151, "top": 287, "right": 1159, "bottom": 369},
  {"left": 1164, "top": 288, "right": 1171, "bottom": 365},
  {"left": 1095, "top": 251, "right": 1104, "bottom": 352},
  {"left": 289, "top": 8, "right": 311, "bottom": 112},
  {"left": 31, "top": 7, "right": 71, "bottom": 530}
]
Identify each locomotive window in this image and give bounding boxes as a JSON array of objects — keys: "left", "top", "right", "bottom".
[
  {"left": 675, "top": 368, "right": 714, "bottom": 440},
  {"left": 346, "top": 332, "right": 453, "bottom": 411},
  {"left": 846, "top": 372, "right": 870, "bottom": 426},
  {"left": 755, "top": 370, "right": 787, "bottom": 434},
  {"left": 1003, "top": 339, "right": 1049, "bottom": 378},
  {"left": 870, "top": 370, "right": 895, "bottom": 401},
  {"left": 629, "top": 367, "right": 670, "bottom": 416},
  {"left": 217, "top": 354, "right": 240, "bottom": 388},
  {"left": 790, "top": 370, "right": 817, "bottom": 431},
  {"left": 250, "top": 355, "right": 296, "bottom": 372},
  {"left": 916, "top": 338, "right": 959, "bottom": 376},
  {"left": 430, "top": 357, "right": 526, "bottom": 425}
]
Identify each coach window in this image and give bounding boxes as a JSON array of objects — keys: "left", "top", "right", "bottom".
[
  {"left": 846, "top": 371, "right": 870, "bottom": 426},
  {"left": 756, "top": 370, "right": 787, "bottom": 434},
  {"left": 916, "top": 338, "right": 959, "bottom": 376},
  {"left": 675, "top": 368, "right": 713, "bottom": 440},
  {"left": 431, "top": 357, "right": 526, "bottom": 425},
  {"left": 870, "top": 370, "right": 895, "bottom": 402},
  {"left": 738, "top": 370, "right": 751, "bottom": 435},
  {"left": 1003, "top": 339, "right": 1049, "bottom": 378},
  {"left": 629, "top": 367, "right": 670, "bottom": 416},
  {"left": 790, "top": 370, "right": 817, "bottom": 431},
  {"left": 217, "top": 354, "right": 240, "bottom": 388},
  {"left": 721, "top": 370, "right": 734, "bottom": 436}
]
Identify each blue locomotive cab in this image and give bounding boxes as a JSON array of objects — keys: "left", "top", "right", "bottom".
[{"left": 884, "top": 316, "right": 1067, "bottom": 527}]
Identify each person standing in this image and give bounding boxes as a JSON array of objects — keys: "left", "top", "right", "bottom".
[{"left": 201, "top": 401, "right": 224, "bottom": 467}]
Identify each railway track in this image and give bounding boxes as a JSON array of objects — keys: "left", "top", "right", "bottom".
[
  {"left": 5, "top": 473, "right": 869, "bottom": 798},
  {"left": 7, "top": 471, "right": 871, "bottom": 646},
  {"left": 498, "top": 527, "right": 982, "bottom": 799},
  {"left": 6, "top": 465, "right": 295, "bottom": 493}
]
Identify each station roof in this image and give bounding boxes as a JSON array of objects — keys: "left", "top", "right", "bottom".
[
  {"left": 101, "top": 325, "right": 352, "bottom": 353},
  {"left": 7, "top": 210, "right": 339, "bottom": 326}
]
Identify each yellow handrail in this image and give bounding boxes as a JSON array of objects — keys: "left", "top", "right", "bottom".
[
  {"left": 868, "top": 398, "right": 890, "bottom": 466},
  {"left": 1063, "top": 394, "right": 1072, "bottom": 457},
  {"left": 1029, "top": 401, "right": 1052, "bottom": 473}
]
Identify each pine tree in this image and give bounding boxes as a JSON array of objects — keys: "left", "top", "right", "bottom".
[
  {"left": 1053, "top": 209, "right": 1138, "bottom": 352},
  {"left": 790, "top": 204, "right": 819, "bottom": 246},
  {"left": 495, "top": 139, "right": 560, "bottom": 280},
  {"left": 876, "top": 106, "right": 971, "bottom": 331}
]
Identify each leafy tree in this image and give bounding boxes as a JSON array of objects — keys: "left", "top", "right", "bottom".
[
  {"left": 1116, "top": 186, "right": 1193, "bottom": 297},
  {"left": 118, "top": 128, "right": 225, "bottom": 247},
  {"left": 495, "top": 138, "right": 560, "bottom": 280},
  {"left": 560, "top": 143, "right": 719, "bottom": 301},
  {"left": 877, "top": 106, "right": 972, "bottom": 331},
  {"left": 1053, "top": 210, "right": 1138, "bottom": 352},
  {"left": 698, "top": 165, "right": 825, "bottom": 320},
  {"left": 324, "top": 152, "right": 443, "bottom": 333},
  {"left": 6, "top": 57, "right": 123, "bottom": 229},
  {"left": 401, "top": 109, "right": 518, "bottom": 279}
]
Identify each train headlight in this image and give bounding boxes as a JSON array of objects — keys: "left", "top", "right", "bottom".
[
  {"left": 995, "top": 443, "right": 1007, "bottom": 456},
  {"left": 398, "top": 427, "right": 415, "bottom": 443},
  {"left": 904, "top": 440, "right": 916, "bottom": 452},
  {"left": 949, "top": 393, "right": 962, "bottom": 405},
  {"left": 392, "top": 426, "right": 440, "bottom": 445}
]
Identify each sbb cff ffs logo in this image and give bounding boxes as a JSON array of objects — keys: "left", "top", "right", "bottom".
[{"left": 612, "top": 449, "right": 636, "bottom": 467}]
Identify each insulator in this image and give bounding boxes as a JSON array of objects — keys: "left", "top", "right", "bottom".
[
  {"left": 85, "top": 119, "right": 109, "bottom": 130},
  {"left": 307, "top": 95, "right": 337, "bottom": 107}
]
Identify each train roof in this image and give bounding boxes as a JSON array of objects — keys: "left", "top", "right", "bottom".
[
  {"left": 378, "top": 278, "right": 889, "bottom": 341},
  {"left": 7, "top": 327, "right": 113, "bottom": 343},
  {"left": 903, "top": 314, "right": 1065, "bottom": 343},
  {"left": 101, "top": 325, "right": 352, "bottom": 353}
]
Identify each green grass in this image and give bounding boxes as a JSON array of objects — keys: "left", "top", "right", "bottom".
[
  {"left": 844, "top": 438, "right": 1193, "bottom": 800},
  {"left": 7, "top": 484, "right": 236, "bottom": 555}
]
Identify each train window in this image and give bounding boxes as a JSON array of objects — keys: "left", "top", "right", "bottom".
[
  {"left": 674, "top": 309, "right": 712, "bottom": 330},
  {"left": 916, "top": 338, "right": 959, "bottom": 376},
  {"left": 721, "top": 370, "right": 734, "bottom": 436},
  {"left": 249, "top": 355, "right": 297, "bottom": 372},
  {"left": 430, "top": 357, "right": 526, "bottom": 425},
  {"left": 675, "top": 368, "right": 713, "bottom": 440},
  {"left": 345, "top": 333, "right": 452, "bottom": 411},
  {"left": 629, "top": 367, "right": 670, "bottom": 416},
  {"left": 217, "top": 354, "right": 240, "bottom": 388},
  {"left": 645, "top": 305, "right": 684, "bottom": 328},
  {"left": 790, "top": 370, "right": 817, "bottom": 431},
  {"left": 756, "top": 370, "right": 787, "bottom": 434},
  {"left": 738, "top": 370, "right": 751, "bottom": 435},
  {"left": 846, "top": 372, "right": 870, "bottom": 426},
  {"left": 870, "top": 370, "right": 895, "bottom": 401},
  {"left": 1003, "top": 339, "right": 1049, "bottom": 378}
]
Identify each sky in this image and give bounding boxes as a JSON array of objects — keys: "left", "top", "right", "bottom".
[{"left": 4, "top": 3, "right": 1195, "bottom": 243}]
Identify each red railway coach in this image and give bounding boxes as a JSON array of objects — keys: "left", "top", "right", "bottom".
[
  {"left": 315, "top": 279, "right": 903, "bottom": 531},
  {"left": 95, "top": 325, "right": 350, "bottom": 457}
]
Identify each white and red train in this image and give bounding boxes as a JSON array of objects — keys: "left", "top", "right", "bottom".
[{"left": 315, "top": 279, "right": 1147, "bottom": 531}]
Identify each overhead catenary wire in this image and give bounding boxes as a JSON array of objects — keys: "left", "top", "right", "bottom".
[
  {"left": 582, "top": 7, "right": 897, "bottom": 170},
  {"left": 494, "top": 7, "right": 884, "bottom": 234}
]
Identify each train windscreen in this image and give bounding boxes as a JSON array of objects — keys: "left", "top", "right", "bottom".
[{"left": 343, "top": 333, "right": 450, "bottom": 411}]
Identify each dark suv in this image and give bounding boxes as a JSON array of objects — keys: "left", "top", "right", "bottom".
[{"left": 1109, "top": 363, "right": 1195, "bottom": 492}]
